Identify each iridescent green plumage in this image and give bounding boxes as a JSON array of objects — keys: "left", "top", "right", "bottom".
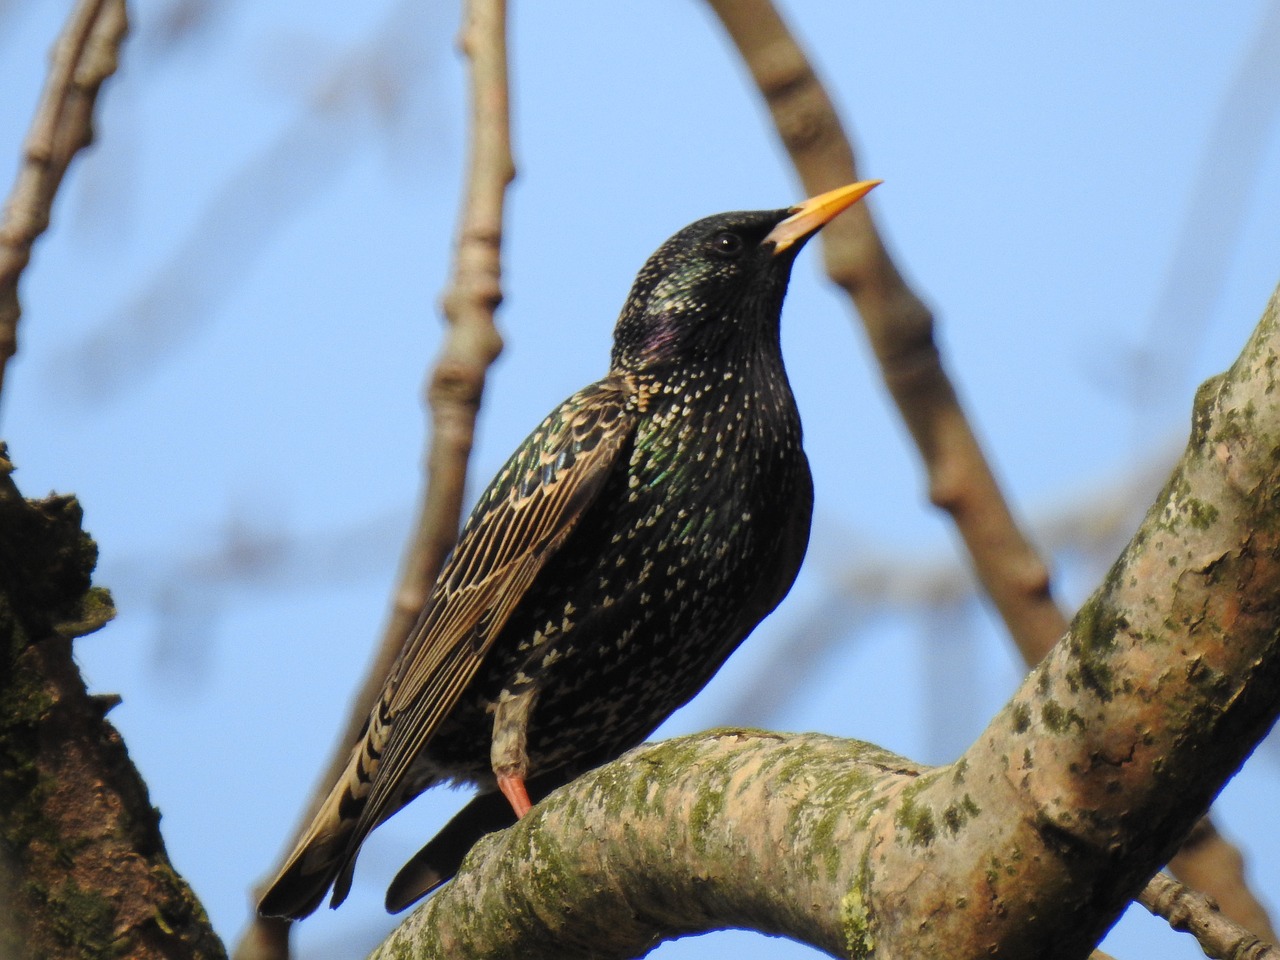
[{"left": 259, "top": 182, "right": 878, "bottom": 920}]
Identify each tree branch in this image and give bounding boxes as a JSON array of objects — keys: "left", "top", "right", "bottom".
[
  {"left": 704, "top": 0, "right": 1277, "bottom": 944},
  {"left": 1138, "top": 873, "right": 1278, "bottom": 960},
  {"left": 372, "top": 284, "right": 1280, "bottom": 958},
  {"left": 1166, "top": 819, "right": 1280, "bottom": 956},
  {"left": 0, "top": 0, "right": 127, "bottom": 402},
  {"left": 369, "top": 731, "right": 924, "bottom": 960},
  {"left": 237, "top": 1, "right": 513, "bottom": 956},
  {"left": 412, "top": 0, "right": 513, "bottom": 666},
  {"left": 50, "top": 0, "right": 431, "bottom": 406}
]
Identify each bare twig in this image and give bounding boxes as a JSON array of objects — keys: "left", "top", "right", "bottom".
[
  {"left": 1166, "top": 820, "right": 1280, "bottom": 956},
  {"left": 705, "top": 0, "right": 1277, "bottom": 942},
  {"left": 1139, "top": 872, "right": 1279, "bottom": 960},
  {"left": 413, "top": 0, "right": 512, "bottom": 637},
  {"left": 235, "top": 1, "right": 513, "bottom": 957},
  {"left": 0, "top": 0, "right": 127, "bottom": 402}
]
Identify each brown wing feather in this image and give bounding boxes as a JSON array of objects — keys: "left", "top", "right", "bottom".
[
  {"left": 258, "top": 378, "right": 636, "bottom": 918},
  {"left": 332, "top": 377, "right": 636, "bottom": 886}
]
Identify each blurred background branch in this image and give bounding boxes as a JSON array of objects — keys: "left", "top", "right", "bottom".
[
  {"left": 234, "top": 1, "right": 513, "bottom": 957},
  {"left": 46, "top": 0, "right": 433, "bottom": 405},
  {"left": 0, "top": 0, "right": 126, "bottom": 402}
]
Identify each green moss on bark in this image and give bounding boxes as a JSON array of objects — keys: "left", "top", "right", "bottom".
[{"left": 893, "top": 784, "right": 936, "bottom": 848}]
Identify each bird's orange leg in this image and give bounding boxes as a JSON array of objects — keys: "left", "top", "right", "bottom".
[
  {"left": 492, "top": 687, "right": 537, "bottom": 819},
  {"left": 497, "top": 773, "right": 533, "bottom": 819}
]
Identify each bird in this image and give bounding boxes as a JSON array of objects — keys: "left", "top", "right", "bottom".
[{"left": 257, "top": 179, "right": 881, "bottom": 920}]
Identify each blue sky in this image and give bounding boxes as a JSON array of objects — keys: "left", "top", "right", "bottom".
[{"left": 4, "top": 2, "right": 1280, "bottom": 957}]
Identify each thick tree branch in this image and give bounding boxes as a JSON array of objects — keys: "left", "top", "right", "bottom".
[
  {"left": 237, "top": 1, "right": 513, "bottom": 957},
  {"left": 0, "top": 448, "right": 224, "bottom": 960},
  {"left": 704, "top": 0, "right": 1276, "bottom": 943},
  {"left": 0, "top": 0, "right": 127, "bottom": 403},
  {"left": 373, "top": 286, "right": 1280, "bottom": 958},
  {"left": 873, "top": 285, "right": 1280, "bottom": 956},
  {"left": 370, "top": 731, "right": 924, "bottom": 960}
]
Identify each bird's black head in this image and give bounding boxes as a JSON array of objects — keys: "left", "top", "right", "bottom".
[{"left": 610, "top": 181, "right": 879, "bottom": 373}]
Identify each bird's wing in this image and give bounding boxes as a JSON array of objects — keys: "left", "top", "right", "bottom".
[
  {"left": 257, "top": 377, "right": 637, "bottom": 919},
  {"left": 347, "top": 376, "right": 636, "bottom": 857}
]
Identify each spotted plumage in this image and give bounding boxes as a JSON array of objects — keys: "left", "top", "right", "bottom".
[{"left": 258, "top": 181, "right": 880, "bottom": 920}]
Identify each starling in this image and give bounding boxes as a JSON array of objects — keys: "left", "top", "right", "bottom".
[{"left": 258, "top": 180, "right": 880, "bottom": 920}]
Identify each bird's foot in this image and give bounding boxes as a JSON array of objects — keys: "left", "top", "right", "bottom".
[
  {"left": 492, "top": 687, "right": 537, "bottom": 818},
  {"left": 497, "top": 773, "right": 533, "bottom": 818}
]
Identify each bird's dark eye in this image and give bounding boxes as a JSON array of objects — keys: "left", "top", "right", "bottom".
[{"left": 710, "top": 231, "right": 745, "bottom": 259}]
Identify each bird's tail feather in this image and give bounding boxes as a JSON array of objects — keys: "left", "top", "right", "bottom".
[
  {"left": 384, "top": 769, "right": 574, "bottom": 913},
  {"left": 384, "top": 790, "right": 516, "bottom": 913},
  {"left": 257, "top": 728, "right": 386, "bottom": 920}
]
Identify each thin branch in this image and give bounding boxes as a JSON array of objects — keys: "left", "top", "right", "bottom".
[
  {"left": 235, "top": 1, "right": 513, "bottom": 957},
  {"left": 0, "top": 0, "right": 127, "bottom": 403},
  {"left": 414, "top": 0, "right": 512, "bottom": 636},
  {"left": 1139, "top": 873, "right": 1278, "bottom": 960},
  {"left": 705, "top": 0, "right": 1277, "bottom": 942},
  {"left": 1166, "top": 820, "right": 1280, "bottom": 960}
]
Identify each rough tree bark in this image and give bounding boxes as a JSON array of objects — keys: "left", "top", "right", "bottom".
[
  {"left": 369, "top": 285, "right": 1280, "bottom": 958},
  {"left": 0, "top": 450, "right": 225, "bottom": 960}
]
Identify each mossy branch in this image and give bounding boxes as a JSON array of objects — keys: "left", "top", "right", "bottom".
[
  {"left": 370, "top": 284, "right": 1280, "bottom": 958},
  {"left": 369, "top": 731, "right": 924, "bottom": 960}
]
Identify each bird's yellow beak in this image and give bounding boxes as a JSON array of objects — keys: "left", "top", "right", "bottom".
[{"left": 765, "top": 179, "right": 882, "bottom": 254}]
